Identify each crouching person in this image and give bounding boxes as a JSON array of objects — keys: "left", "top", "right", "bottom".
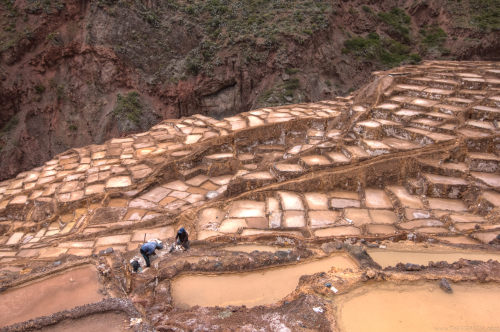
[
  {"left": 176, "top": 227, "right": 189, "bottom": 250},
  {"left": 139, "top": 239, "right": 163, "bottom": 267},
  {"left": 130, "top": 257, "right": 141, "bottom": 273}
]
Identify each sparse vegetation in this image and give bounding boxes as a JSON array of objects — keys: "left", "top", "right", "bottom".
[
  {"left": 25, "top": 0, "right": 64, "bottom": 14},
  {"left": 34, "top": 84, "right": 45, "bottom": 94},
  {"left": 421, "top": 26, "right": 447, "bottom": 48},
  {"left": 0, "top": 115, "right": 18, "bottom": 134},
  {"left": 113, "top": 91, "right": 143, "bottom": 125},
  {"left": 108, "top": 0, "right": 335, "bottom": 77},
  {"left": 342, "top": 32, "right": 421, "bottom": 67},
  {"left": 258, "top": 77, "right": 303, "bottom": 106},
  {"left": 56, "top": 84, "right": 65, "bottom": 101},
  {"left": 377, "top": 7, "right": 411, "bottom": 44},
  {"left": 46, "top": 32, "right": 63, "bottom": 45},
  {"left": 469, "top": 0, "right": 500, "bottom": 31},
  {"left": 446, "top": 0, "right": 499, "bottom": 32},
  {"left": 285, "top": 68, "right": 299, "bottom": 75},
  {"left": 362, "top": 5, "right": 372, "bottom": 14}
]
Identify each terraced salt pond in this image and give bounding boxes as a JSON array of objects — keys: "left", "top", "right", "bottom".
[
  {"left": 368, "top": 249, "right": 500, "bottom": 268},
  {"left": 0, "top": 265, "right": 103, "bottom": 327},
  {"left": 221, "top": 244, "right": 291, "bottom": 253},
  {"left": 172, "top": 255, "right": 356, "bottom": 308},
  {"left": 336, "top": 282, "right": 500, "bottom": 332}
]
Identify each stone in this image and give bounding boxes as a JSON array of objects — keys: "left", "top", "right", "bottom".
[
  {"left": 439, "top": 278, "right": 453, "bottom": 293},
  {"left": 99, "top": 247, "right": 114, "bottom": 255}
]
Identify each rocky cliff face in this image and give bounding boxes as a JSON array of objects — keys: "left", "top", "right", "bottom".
[{"left": 0, "top": 0, "right": 498, "bottom": 180}]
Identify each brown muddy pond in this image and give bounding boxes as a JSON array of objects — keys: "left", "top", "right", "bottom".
[
  {"left": 172, "top": 255, "right": 356, "bottom": 308},
  {"left": 368, "top": 249, "right": 500, "bottom": 268},
  {"left": 336, "top": 282, "right": 500, "bottom": 332},
  {"left": 0, "top": 265, "right": 103, "bottom": 327}
]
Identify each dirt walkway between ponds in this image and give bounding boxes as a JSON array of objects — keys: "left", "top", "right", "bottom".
[{"left": 38, "top": 312, "right": 130, "bottom": 332}]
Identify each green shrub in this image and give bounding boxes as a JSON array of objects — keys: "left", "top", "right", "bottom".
[
  {"left": 1, "top": 115, "right": 18, "bottom": 133},
  {"left": 56, "top": 85, "right": 65, "bottom": 100},
  {"left": 469, "top": 0, "right": 500, "bottom": 31},
  {"left": 377, "top": 7, "right": 411, "bottom": 43},
  {"left": 186, "top": 57, "right": 203, "bottom": 75},
  {"left": 285, "top": 68, "right": 299, "bottom": 75},
  {"left": 284, "top": 78, "right": 300, "bottom": 93},
  {"left": 343, "top": 33, "right": 421, "bottom": 67},
  {"left": 421, "top": 26, "right": 447, "bottom": 47},
  {"left": 34, "top": 84, "right": 45, "bottom": 94},
  {"left": 362, "top": 5, "right": 372, "bottom": 13},
  {"left": 409, "top": 53, "right": 422, "bottom": 63},
  {"left": 113, "top": 91, "right": 142, "bottom": 124}
]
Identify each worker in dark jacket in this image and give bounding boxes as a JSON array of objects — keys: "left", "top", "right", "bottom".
[
  {"left": 140, "top": 239, "right": 163, "bottom": 267},
  {"left": 175, "top": 227, "right": 189, "bottom": 249}
]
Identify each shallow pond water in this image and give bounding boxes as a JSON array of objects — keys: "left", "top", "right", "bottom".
[{"left": 172, "top": 255, "right": 356, "bottom": 308}]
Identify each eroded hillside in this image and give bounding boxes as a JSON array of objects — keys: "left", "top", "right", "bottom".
[{"left": 0, "top": 0, "right": 499, "bottom": 181}]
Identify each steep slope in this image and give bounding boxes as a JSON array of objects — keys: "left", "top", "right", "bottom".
[{"left": 0, "top": 0, "right": 498, "bottom": 180}]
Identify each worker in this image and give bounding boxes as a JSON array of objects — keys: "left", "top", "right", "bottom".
[
  {"left": 175, "top": 227, "right": 189, "bottom": 250},
  {"left": 139, "top": 239, "right": 163, "bottom": 267},
  {"left": 130, "top": 257, "right": 141, "bottom": 273}
]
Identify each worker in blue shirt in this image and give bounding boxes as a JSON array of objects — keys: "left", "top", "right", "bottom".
[{"left": 139, "top": 239, "right": 163, "bottom": 267}]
